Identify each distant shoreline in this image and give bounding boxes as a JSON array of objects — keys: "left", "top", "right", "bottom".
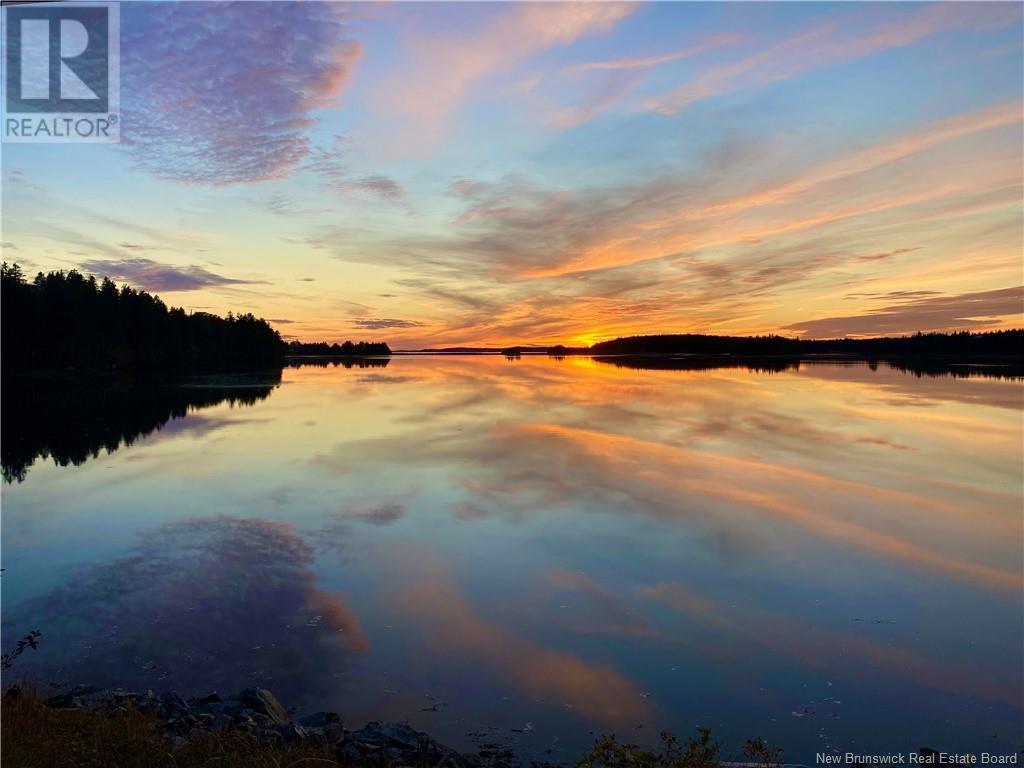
[
  {"left": 390, "top": 351, "right": 1024, "bottom": 379},
  {"left": 400, "top": 329, "right": 1023, "bottom": 359},
  {"left": 392, "top": 349, "right": 1024, "bottom": 364},
  {"left": 394, "top": 350, "right": 1023, "bottom": 360}
]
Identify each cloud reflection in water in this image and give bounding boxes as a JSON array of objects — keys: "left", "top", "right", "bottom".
[{"left": 4, "top": 516, "right": 366, "bottom": 706}]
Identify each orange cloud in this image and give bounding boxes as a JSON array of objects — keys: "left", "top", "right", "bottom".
[{"left": 698, "top": 100, "right": 1023, "bottom": 219}]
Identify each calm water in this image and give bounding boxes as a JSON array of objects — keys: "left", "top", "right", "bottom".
[{"left": 2, "top": 356, "right": 1022, "bottom": 762}]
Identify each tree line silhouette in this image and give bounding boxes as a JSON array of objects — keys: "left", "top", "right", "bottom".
[
  {"left": 588, "top": 330, "right": 1023, "bottom": 358},
  {"left": 1, "top": 264, "right": 392, "bottom": 376},
  {"left": 286, "top": 340, "right": 390, "bottom": 356},
  {"left": 1, "top": 263, "right": 285, "bottom": 374}
]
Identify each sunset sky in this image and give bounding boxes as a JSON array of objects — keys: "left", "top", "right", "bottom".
[{"left": 2, "top": 1, "right": 1022, "bottom": 348}]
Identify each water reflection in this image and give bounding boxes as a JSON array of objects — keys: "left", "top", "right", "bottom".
[
  {"left": 593, "top": 356, "right": 801, "bottom": 374},
  {"left": 2, "top": 359, "right": 391, "bottom": 482},
  {"left": 641, "top": 581, "right": 1020, "bottom": 707},
  {"left": 1, "top": 372, "right": 282, "bottom": 483},
  {"left": 6, "top": 356, "right": 1017, "bottom": 484},
  {"left": 386, "top": 554, "right": 652, "bottom": 726},
  {"left": 3, "top": 516, "right": 366, "bottom": 706},
  {"left": 1, "top": 356, "right": 1021, "bottom": 760},
  {"left": 591, "top": 355, "right": 1024, "bottom": 379},
  {"left": 284, "top": 357, "right": 391, "bottom": 369},
  {"left": 322, "top": 419, "right": 1020, "bottom": 591}
]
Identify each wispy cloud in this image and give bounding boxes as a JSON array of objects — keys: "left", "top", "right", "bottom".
[
  {"left": 342, "top": 503, "right": 406, "bottom": 526},
  {"left": 788, "top": 286, "right": 1024, "bottom": 337},
  {"left": 370, "top": 2, "right": 635, "bottom": 151},
  {"left": 416, "top": 100, "right": 1020, "bottom": 282},
  {"left": 549, "top": 33, "right": 743, "bottom": 128},
  {"left": 349, "top": 175, "right": 406, "bottom": 201},
  {"left": 647, "top": 4, "right": 1021, "bottom": 114},
  {"left": 121, "top": 3, "right": 361, "bottom": 184},
  {"left": 699, "top": 100, "right": 1022, "bottom": 217},
  {"left": 80, "top": 257, "right": 259, "bottom": 292},
  {"left": 568, "top": 34, "right": 743, "bottom": 75},
  {"left": 302, "top": 137, "right": 409, "bottom": 207},
  {"left": 548, "top": 68, "right": 647, "bottom": 130},
  {"left": 351, "top": 317, "right": 422, "bottom": 330}
]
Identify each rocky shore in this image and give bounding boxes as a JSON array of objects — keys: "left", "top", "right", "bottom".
[{"left": 34, "top": 684, "right": 517, "bottom": 768}]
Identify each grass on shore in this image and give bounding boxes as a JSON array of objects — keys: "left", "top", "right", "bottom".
[{"left": 1, "top": 689, "right": 339, "bottom": 768}]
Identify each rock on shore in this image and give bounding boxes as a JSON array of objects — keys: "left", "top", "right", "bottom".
[{"left": 41, "top": 684, "right": 509, "bottom": 768}]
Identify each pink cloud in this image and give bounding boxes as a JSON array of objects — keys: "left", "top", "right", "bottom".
[
  {"left": 370, "top": 2, "right": 635, "bottom": 152},
  {"left": 548, "top": 68, "right": 647, "bottom": 130},
  {"left": 550, "top": 34, "right": 744, "bottom": 128},
  {"left": 647, "top": 3, "right": 1022, "bottom": 114},
  {"left": 567, "top": 33, "right": 743, "bottom": 74},
  {"left": 122, "top": 2, "right": 362, "bottom": 184}
]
